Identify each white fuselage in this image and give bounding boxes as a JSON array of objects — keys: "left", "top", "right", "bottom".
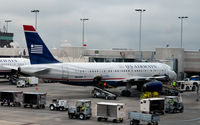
[
  {"left": 20, "top": 62, "right": 176, "bottom": 86},
  {"left": 0, "top": 58, "right": 30, "bottom": 75}
]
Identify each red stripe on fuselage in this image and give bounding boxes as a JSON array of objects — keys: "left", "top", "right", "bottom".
[
  {"left": 43, "top": 78, "right": 125, "bottom": 81},
  {"left": 0, "top": 70, "right": 11, "bottom": 72},
  {"left": 23, "top": 25, "right": 36, "bottom": 32}
]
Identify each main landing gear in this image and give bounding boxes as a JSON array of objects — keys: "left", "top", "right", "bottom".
[
  {"left": 121, "top": 82, "right": 132, "bottom": 97},
  {"left": 121, "top": 82, "right": 144, "bottom": 97}
]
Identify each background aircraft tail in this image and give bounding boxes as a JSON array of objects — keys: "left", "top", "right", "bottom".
[{"left": 23, "top": 25, "right": 60, "bottom": 64}]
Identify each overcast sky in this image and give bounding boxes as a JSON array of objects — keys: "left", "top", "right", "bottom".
[{"left": 0, "top": 0, "right": 199, "bottom": 51}]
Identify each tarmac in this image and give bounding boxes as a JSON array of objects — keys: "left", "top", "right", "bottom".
[{"left": 0, "top": 80, "right": 200, "bottom": 125}]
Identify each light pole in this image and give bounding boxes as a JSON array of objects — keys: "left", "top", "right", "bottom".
[
  {"left": 80, "top": 18, "right": 89, "bottom": 47},
  {"left": 31, "top": 9, "right": 40, "bottom": 30},
  {"left": 135, "top": 9, "right": 146, "bottom": 61},
  {"left": 178, "top": 16, "right": 188, "bottom": 48},
  {"left": 0, "top": 20, "right": 1, "bottom": 32},
  {"left": 5, "top": 20, "right": 12, "bottom": 33}
]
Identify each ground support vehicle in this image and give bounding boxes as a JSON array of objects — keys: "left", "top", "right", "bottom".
[
  {"left": 91, "top": 87, "right": 117, "bottom": 100},
  {"left": 129, "top": 111, "right": 159, "bottom": 125},
  {"left": 49, "top": 99, "right": 69, "bottom": 111},
  {"left": 176, "top": 81, "right": 197, "bottom": 91},
  {"left": 176, "top": 76, "right": 200, "bottom": 91},
  {"left": 140, "top": 98, "right": 165, "bottom": 114},
  {"left": 0, "top": 91, "right": 23, "bottom": 106},
  {"left": 161, "top": 84, "right": 180, "bottom": 96},
  {"left": 165, "top": 96, "right": 184, "bottom": 113},
  {"left": 17, "top": 77, "right": 38, "bottom": 88},
  {"left": 96, "top": 102, "right": 125, "bottom": 123},
  {"left": 68, "top": 100, "right": 92, "bottom": 120},
  {"left": 23, "top": 92, "right": 46, "bottom": 109}
]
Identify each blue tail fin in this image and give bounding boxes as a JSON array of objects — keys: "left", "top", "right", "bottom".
[{"left": 23, "top": 25, "right": 60, "bottom": 64}]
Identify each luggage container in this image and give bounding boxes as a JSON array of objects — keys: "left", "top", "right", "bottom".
[
  {"left": 23, "top": 92, "right": 46, "bottom": 109},
  {"left": 96, "top": 102, "right": 125, "bottom": 123},
  {"left": 140, "top": 98, "right": 165, "bottom": 114},
  {"left": 129, "top": 111, "right": 159, "bottom": 125},
  {"left": 0, "top": 90, "right": 23, "bottom": 107}
]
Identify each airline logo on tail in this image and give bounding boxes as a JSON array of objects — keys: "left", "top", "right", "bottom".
[
  {"left": 31, "top": 44, "right": 43, "bottom": 54},
  {"left": 23, "top": 25, "right": 60, "bottom": 64}
]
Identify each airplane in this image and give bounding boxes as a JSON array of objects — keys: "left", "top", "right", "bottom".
[
  {"left": 19, "top": 25, "right": 177, "bottom": 96},
  {"left": 0, "top": 58, "right": 30, "bottom": 83}
]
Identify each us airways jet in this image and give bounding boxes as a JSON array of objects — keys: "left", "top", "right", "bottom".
[
  {"left": 0, "top": 58, "right": 30, "bottom": 83},
  {"left": 19, "top": 25, "right": 177, "bottom": 96}
]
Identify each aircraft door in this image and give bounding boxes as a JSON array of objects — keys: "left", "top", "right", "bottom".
[{"left": 62, "top": 65, "right": 69, "bottom": 80}]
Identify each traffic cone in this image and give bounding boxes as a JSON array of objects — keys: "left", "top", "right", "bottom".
[{"left": 36, "top": 85, "right": 38, "bottom": 91}]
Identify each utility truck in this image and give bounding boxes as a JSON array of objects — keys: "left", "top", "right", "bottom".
[
  {"left": 49, "top": 99, "right": 69, "bottom": 111},
  {"left": 17, "top": 77, "right": 38, "bottom": 88},
  {"left": 165, "top": 96, "right": 184, "bottom": 113},
  {"left": 68, "top": 100, "right": 92, "bottom": 120},
  {"left": 177, "top": 76, "right": 200, "bottom": 91}
]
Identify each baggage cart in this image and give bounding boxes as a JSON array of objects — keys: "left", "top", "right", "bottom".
[
  {"left": 0, "top": 90, "right": 23, "bottom": 106},
  {"left": 23, "top": 92, "right": 46, "bottom": 109},
  {"left": 96, "top": 102, "right": 125, "bottom": 123},
  {"left": 140, "top": 98, "right": 165, "bottom": 114},
  {"left": 129, "top": 111, "right": 159, "bottom": 125}
]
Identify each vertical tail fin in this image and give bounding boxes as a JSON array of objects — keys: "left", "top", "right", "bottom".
[{"left": 23, "top": 25, "right": 60, "bottom": 64}]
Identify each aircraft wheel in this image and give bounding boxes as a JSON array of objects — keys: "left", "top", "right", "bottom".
[
  {"left": 192, "top": 86, "right": 196, "bottom": 91},
  {"left": 68, "top": 113, "right": 73, "bottom": 119},
  {"left": 50, "top": 105, "right": 55, "bottom": 111},
  {"left": 121, "top": 90, "right": 131, "bottom": 97},
  {"left": 79, "top": 113, "right": 85, "bottom": 120},
  {"left": 113, "top": 119, "right": 117, "bottom": 123},
  {"left": 97, "top": 117, "right": 102, "bottom": 121},
  {"left": 186, "top": 86, "right": 190, "bottom": 91}
]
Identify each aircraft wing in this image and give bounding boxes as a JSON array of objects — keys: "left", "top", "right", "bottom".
[
  {"left": 19, "top": 65, "right": 51, "bottom": 76},
  {"left": 33, "top": 68, "right": 51, "bottom": 75},
  {"left": 121, "top": 75, "right": 167, "bottom": 82},
  {"left": 1, "top": 65, "right": 18, "bottom": 71}
]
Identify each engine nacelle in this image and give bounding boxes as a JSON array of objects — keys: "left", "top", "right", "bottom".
[{"left": 142, "top": 81, "right": 163, "bottom": 92}]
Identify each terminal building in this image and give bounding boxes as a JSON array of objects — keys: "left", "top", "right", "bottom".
[
  {"left": 0, "top": 32, "right": 14, "bottom": 48},
  {"left": 0, "top": 45, "right": 199, "bottom": 80}
]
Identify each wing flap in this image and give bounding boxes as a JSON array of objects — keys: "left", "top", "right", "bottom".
[
  {"left": 33, "top": 68, "right": 51, "bottom": 75},
  {"left": 2, "top": 65, "right": 18, "bottom": 71},
  {"left": 121, "top": 76, "right": 167, "bottom": 82}
]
